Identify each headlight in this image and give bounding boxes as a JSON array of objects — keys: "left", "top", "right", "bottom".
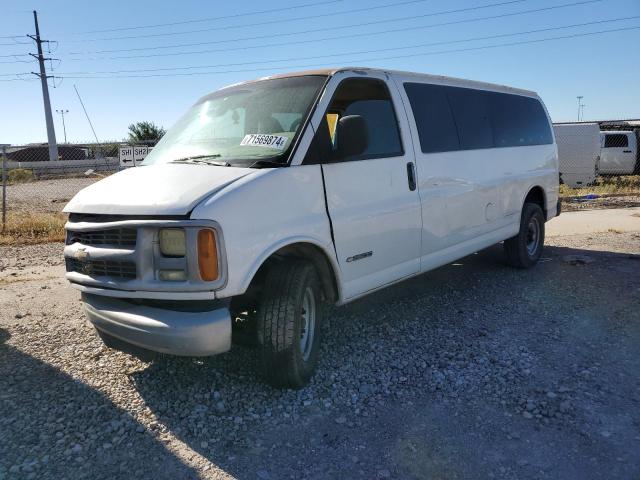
[{"left": 159, "top": 228, "right": 186, "bottom": 257}]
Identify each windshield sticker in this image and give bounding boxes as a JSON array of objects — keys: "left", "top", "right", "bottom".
[{"left": 240, "top": 134, "right": 288, "bottom": 150}]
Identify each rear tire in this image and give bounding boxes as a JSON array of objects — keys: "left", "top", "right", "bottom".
[
  {"left": 504, "top": 202, "right": 545, "bottom": 268},
  {"left": 257, "top": 259, "right": 324, "bottom": 388}
]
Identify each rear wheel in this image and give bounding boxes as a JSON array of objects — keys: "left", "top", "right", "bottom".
[
  {"left": 256, "top": 259, "right": 324, "bottom": 388},
  {"left": 504, "top": 202, "right": 545, "bottom": 268}
]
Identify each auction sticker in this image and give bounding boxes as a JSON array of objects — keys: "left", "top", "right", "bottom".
[{"left": 240, "top": 134, "right": 288, "bottom": 150}]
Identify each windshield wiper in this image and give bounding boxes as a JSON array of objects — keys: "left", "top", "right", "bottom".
[
  {"left": 170, "top": 155, "right": 230, "bottom": 166},
  {"left": 247, "top": 159, "right": 285, "bottom": 169}
]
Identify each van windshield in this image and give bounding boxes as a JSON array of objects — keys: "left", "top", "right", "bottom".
[{"left": 142, "top": 75, "right": 327, "bottom": 167}]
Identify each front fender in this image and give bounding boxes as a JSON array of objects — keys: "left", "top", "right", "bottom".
[{"left": 237, "top": 235, "right": 343, "bottom": 301}]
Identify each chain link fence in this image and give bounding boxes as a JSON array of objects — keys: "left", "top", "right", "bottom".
[
  {"left": 554, "top": 119, "right": 640, "bottom": 188},
  {"left": 1, "top": 141, "right": 156, "bottom": 241},
  {"left": 1, "top": 121, "right": 639, "bottom": 239}
]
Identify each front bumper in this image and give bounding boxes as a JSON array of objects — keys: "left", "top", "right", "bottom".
[{"left": 82, "top": 293, "right": 231, "bottom": 356}]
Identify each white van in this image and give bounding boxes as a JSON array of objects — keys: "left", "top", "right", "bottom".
[
  {"left": 63, "top": 68, "right": 559, "bottom": 387},
  {"left": 600, "top": 130, "right": 638, "bottom": 175},
  {"left": 553, "top": 123, "right": 601, "bottom": 187}
]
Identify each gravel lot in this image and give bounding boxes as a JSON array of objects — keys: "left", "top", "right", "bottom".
[
  {"left": 5, "top": 177, "right": 98, "bottom": 213},
  {"left": 1, "top": 230, "right": 639, "bottom": 479}
]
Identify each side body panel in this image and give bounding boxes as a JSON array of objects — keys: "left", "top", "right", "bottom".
[
  {"left": 191, "top": 166, "right": 342, "bottom": 301},
  {"left": 390, "top": 72, "right": 558, "bottom": 275}
]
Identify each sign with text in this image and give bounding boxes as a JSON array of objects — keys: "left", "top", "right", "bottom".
[{"left": 119, "top": 145, "right": 152, "bottom": 167}]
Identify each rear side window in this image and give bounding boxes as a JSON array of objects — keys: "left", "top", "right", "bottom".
[
  {"left": 604, "top": 134, "right": 629, "bottom": 148},
  {"left": 488, "top": 92, "right": 553, "bottom": 147},
  {"left": 403, "top": 83, "right": 459, "bottom": 153},
  {"left": 404, "top": 82, "right": 553, "bottom": 153},
  {"left": 446, "top": 86, "right": 494, "bottom": 150}
]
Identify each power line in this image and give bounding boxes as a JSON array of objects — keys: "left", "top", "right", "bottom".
[
  {"left": 69, "top": 0, "right": 596, "bottom": 56},
  {"left": 0, "top": 52, "right": 31, "bottom": 58},
  {"left": 59, "top": 16, "right": 639, "bottom": 76},
  {"left": 71, "top": 0, "right": 611, "bottom": 61},
  {"left": 0, "top": 59, "right": 32, "bottom": 64},
  {"left": 80, "top": 0, "right": 345, "bottom": 34},
  {"left": 0, "top": 72, "right": 32, "bottom": 77},
  {"left": 0, "top": 40, "right": 30, "bottom": 46},
  {"left": 0, "top": 77, "right": 36, "bottom": 82},
  {"left": 85, "top": 0, "right": 523, "bottom": 42},
  {"left": 58, "top": 25, "right": 640, "bottom": 80}
]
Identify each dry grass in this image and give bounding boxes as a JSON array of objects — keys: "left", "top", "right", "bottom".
[
  {"left": 7, "top": 168, "right": 35, "bottom": 184},
  {"left": 560, "top": 175, "right": 640, "bottom": 197},
  {"left": 0, "top": 211, "right": 66, "bottom": 245}
]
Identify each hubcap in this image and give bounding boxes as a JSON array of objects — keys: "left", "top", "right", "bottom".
[
  {"left": 526, "top": 216, "right": 540, "bottom": 256},
  {"left": 300, "top": 287, "right": 316, "bottom": 361}
]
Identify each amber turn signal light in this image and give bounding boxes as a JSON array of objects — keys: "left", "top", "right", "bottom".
[{"left": 197, "top": 229, "right": 218, "bottom": 281}]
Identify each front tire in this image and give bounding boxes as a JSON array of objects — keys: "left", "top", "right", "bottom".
[
  {"left": 504, "top": 202, "right": 545, "bottom": 268},
  {"left": 257, "top": 259, "right": 324, "bottom": 388}
]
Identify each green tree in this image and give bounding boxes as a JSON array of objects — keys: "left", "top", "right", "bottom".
[{"left": 127, "top": 121, "right": 166, "bottom": 143}]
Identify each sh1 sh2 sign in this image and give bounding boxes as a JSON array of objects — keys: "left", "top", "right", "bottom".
[{"left": 119, "top": 145, "right": 152, "bottom": 167}]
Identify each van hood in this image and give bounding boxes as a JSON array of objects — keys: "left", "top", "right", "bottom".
[{"left": 64, "top": 163, "right": 254, "bottom": 216}]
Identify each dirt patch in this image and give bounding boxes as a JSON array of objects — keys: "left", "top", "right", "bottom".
[{"left": 561, "top": 194, "right": 640, "bottom": 212}]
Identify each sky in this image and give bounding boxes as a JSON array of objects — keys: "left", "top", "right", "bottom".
[{"left": 1, "top": 0, "right": 639, "bottom": 145}]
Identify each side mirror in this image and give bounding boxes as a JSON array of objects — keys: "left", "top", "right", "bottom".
[{"left": 335, "top": 115, "right": 368, "bottom": 160}]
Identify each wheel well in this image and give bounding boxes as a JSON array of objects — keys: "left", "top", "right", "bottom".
[
  {"left": 524, "top": 186, "right": 547, "bottom": 219},
  {"left": 240, "top": 243, "right": 339, "bottom": 305}
]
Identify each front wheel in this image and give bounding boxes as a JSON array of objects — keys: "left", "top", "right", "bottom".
[
  {"left": 504, "top": 202, "right": 545, "bottom": 268},
  {"left": 256, "top": 259, "right": 324, "bottom": 388}
]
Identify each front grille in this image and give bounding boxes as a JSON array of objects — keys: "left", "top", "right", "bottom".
[
  {"left": 66, "top": 258, "right": 137, "bottom": 279},
  {"left": 66, "top": 228, "right": 137, "bottom": 247}
]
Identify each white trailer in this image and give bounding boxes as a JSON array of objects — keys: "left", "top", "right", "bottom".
[{"left": 553, "top": 123, "right": 601, "bottom": 188}]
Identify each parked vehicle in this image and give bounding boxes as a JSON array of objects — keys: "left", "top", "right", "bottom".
[
  {"left": 63, "top": 68, "right": 559, "bottom": 387},
  {"left": 600, "top": 130, "right": 639, "bottom": 175},
  {"left": 553, "top": 123, "right": 601, "bottom": 187}
]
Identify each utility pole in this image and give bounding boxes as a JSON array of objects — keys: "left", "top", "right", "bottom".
[
  {"left": 579, "top": 103, "right": 586, "bottom": 121},
  {"left": 28, "top": 11, "right": 58, "bottom": 161},
  {"left": 56, "top": 109, "right": 69, "bottom": 143},
  {"left": 576, "top": 96, "right": 583, "bottom": 122}
]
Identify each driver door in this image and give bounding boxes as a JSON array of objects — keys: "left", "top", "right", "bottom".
[{"left": 313, "top": 75, "right": 422, "bottom": 299}]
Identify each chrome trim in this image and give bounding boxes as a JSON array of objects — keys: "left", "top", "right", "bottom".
[{"left": 69, "top": 282, "right": 216, "bottom": 300}]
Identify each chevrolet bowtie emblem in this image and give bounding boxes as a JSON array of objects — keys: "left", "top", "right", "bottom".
[{"left": 74, "top": 248, "right": 89, "bottom": 261}]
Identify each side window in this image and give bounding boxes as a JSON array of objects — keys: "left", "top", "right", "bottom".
[
  {"left": 604, "top": 134, "right": 628, "bottom": 148},
  {"left": 404, "top": 83, "right": 460, "bottom": 153},
  {"left": 488, "top": 92, "right": 553, "bottom": 147},
  {"left": 325, "top": 78, "right": 403, "bottom": 161},
  {"left": 446, "top": 86, "right": 494, "bottom": 150}
]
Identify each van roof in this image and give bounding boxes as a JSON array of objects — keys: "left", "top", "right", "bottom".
[{"left": 235, "top": 67, "right": 538, "bottom": 97}]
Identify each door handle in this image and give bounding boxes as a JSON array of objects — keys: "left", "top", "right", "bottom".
[
  {"left": 406, "top": 162, "right": 417, "bottom": 191},
  {"left": 623, "top": 150, "right": 632, "bottom": 153}
]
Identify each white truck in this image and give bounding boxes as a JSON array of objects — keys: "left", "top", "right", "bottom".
[
  {"left": 553, "top": 122, "right": 601, "bottom": 187},
  {"left": 63, "top": 67, "right": 559, "bottom": 387},
  {"left": 600, "top": 129, "right": 639, "bottom": 175}
]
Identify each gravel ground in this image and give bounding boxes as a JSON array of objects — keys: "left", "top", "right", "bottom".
[
  {"left": 1, "top": 231, "right": 639, "bottom": 479},
  {"left": 5, "top": 177, "right": 99, "bottom": 213}
]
